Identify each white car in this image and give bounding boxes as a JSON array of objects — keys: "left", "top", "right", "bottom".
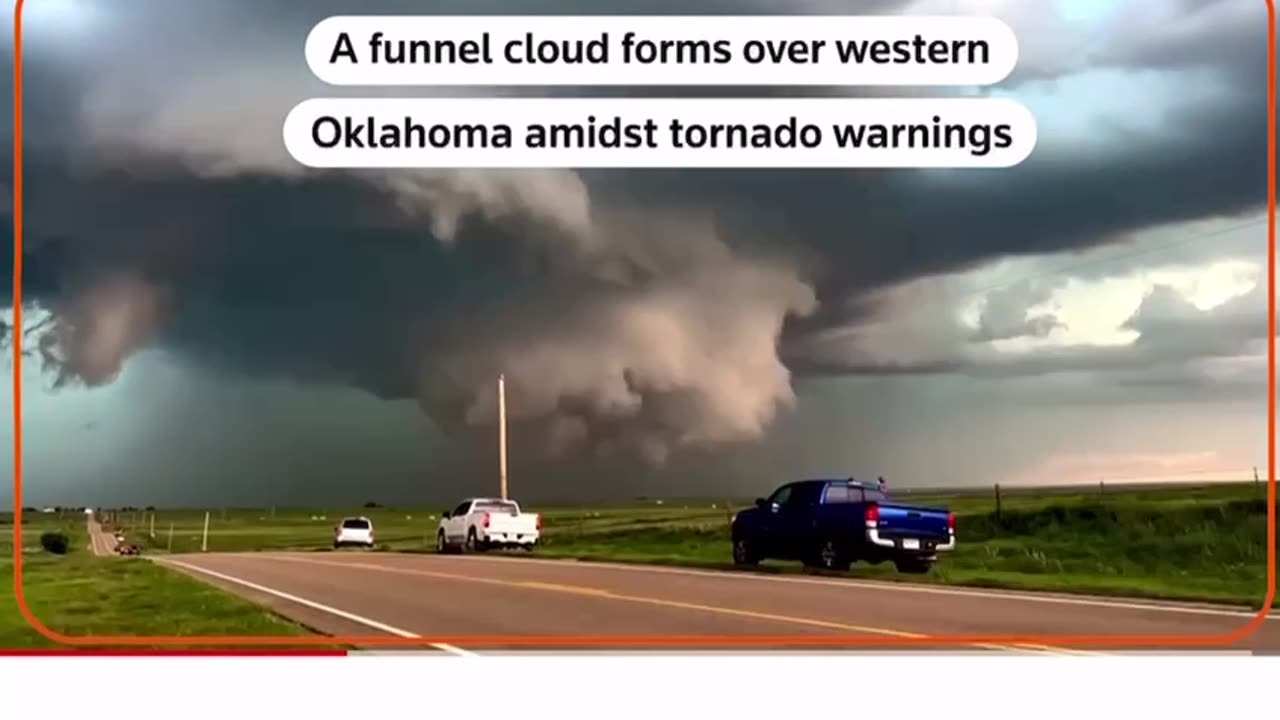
[
  {"left": 436, "top": 498, "right": 540, "bottom": 553},
  {"left": 334, "top": 516, "right": 376, "bottom": 548}
]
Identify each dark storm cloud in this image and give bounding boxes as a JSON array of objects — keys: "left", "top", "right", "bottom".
[
  {"left": 969, "top": 279, "right": 1065, "bottom": 342},
  {"left": 1018, "top": 280, "right": 1271, "bottom": 378},
  {"left": 1121, "top": 281, "right": 1270, "bottom": 359},
  {"left": 1094, "top": 0, "right": 1266, "bottom": 77},
  {"left": 797, "top": 274, "right": 1274, "bottom": 381},
  {"left": 624, "top": 83, "right": 1267, "bottom": 337},
  {"left": 1, "top": 0, "right": 1273, "bottom": 468}
]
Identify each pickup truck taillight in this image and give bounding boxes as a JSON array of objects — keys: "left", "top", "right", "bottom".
[
  {"left": 535, "top": 514, "right": 542, "bottom": 531},
  {"left": 481, "top": 512, "right": 490, "bottom": 528},
  {"left": 864, "top": 504, "right": 879, "bottom": 523},
  {"left": 947, "top": 512, "right": 955, "bottom": 530}
]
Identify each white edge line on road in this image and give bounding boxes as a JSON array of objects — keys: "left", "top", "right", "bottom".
[
  {"left": 156, "top": 557, "right": 474, "bottom": 656},
  {"left": 382, "top": 552, "right": 1275, "bottom": 621}
]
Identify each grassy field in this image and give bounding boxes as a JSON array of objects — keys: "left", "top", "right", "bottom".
[
  {"left": 91, "top": 481, "right": 1278, "bottom": 607},
  {"left": 0, "top": 513, "right": 324, "bottom": 648}
]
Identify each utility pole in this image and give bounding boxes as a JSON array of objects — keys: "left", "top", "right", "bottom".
[
  {"left": 149, "top": 512, "right": 155, "bottom": 538},
  {"left": 201, "top": 511, "right": 210, "bottom": 552},
  {"left": 167, "top": 523, "right": 174, "bottom": 552},
  {"left": 498, "top": 374, "right": 509, "bottom": 501}
]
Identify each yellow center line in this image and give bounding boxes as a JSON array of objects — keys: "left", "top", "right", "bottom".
[
  {"left": 519, "top": 581, "right": 613, "bottom": 596},
  {"left": 252, "top": 554, "right": 1091, "bottom": 654}
]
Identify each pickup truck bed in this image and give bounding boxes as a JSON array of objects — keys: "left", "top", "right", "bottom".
[{"left": 866, "top": 502, "right": 953, "bottom": 554}]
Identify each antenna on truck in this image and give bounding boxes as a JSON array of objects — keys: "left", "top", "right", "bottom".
[{"left": 498, "top": 373, "right": 509, "bottom": 501}]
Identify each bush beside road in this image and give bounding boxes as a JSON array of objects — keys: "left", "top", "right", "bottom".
[{"left": 0, "top": 514, "right": 322, "bottom": 648}]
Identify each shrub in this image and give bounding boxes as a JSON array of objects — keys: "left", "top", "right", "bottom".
[{"left": 40, "top": 531, "right": 69, "bottom": 555}]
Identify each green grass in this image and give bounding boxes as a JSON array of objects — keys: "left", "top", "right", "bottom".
[
  {"left": 88, "top": 482, "right": 1278, "bottom": 608},
  {"left": 0, "top": 513, "right": 326, "bottom": 648},
  {"left": 104, "top": 507, "right": 442, "bottom": 554}
]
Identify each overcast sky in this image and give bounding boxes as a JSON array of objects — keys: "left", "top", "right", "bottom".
[{"left": 0, "top": 0, "right": 1274, "bottom": 507}]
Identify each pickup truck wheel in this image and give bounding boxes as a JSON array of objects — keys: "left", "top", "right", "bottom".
[
  {"left": 465, "top": 528, "right": 478, "bottom": 553},
  {"left": 814, "top": 540, "right": 851, "bottom": 572},
  {"left": 436, "top": 530, "right": 456, "bottom": 555},
  {"left": 732, "top": 537, "right": 760, "bottom": 566},
  {"left": 894, "top": 558, "right": 933, "bottom": 574}
]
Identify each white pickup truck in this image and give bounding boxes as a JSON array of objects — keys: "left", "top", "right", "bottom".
[{"left": 436, "top": 497, "right": 541, "bottom": 553}]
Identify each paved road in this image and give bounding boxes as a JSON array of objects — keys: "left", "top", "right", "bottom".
[
  {"left": 87, "top": 518, "right": 117, "bottom": 557},
  {"left": 156, "top": 550, "right": 1280, "bottom": 654}
]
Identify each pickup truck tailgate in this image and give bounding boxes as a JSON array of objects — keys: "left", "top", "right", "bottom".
[
  {"left": 870, "top": 503, "right": 951, "bottom": 541},
  {"left": 487, "top": 513, "right": 537, "bottom": 534}
]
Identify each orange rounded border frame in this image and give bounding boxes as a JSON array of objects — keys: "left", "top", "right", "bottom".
[{"left": 8, "top": 0, "right": 1277, "bottom": 649}]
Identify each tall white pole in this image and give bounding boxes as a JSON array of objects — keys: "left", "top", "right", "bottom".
[
  {"left": 201, "top": 511, "right": 210, "bottom": 552},
  {"left": 498, "top": 374, "right": 508, "bottom": 501}
]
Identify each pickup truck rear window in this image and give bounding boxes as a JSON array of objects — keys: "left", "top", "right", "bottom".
[
  {"left": 474, "top": 501, "right": 519, "bottom": 514},
  {"left": 822, "top": 485, "right": 887, "bottom": 503},
  {"left": 824, "top": 485, "right": 853, "bottom": 503},
  {"left": 341, "top": 519, "right": 370, "bottom": 529}
]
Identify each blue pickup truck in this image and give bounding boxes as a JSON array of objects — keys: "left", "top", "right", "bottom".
[{"left": 731, "top": 478, "right": 955, "bottom": 574}]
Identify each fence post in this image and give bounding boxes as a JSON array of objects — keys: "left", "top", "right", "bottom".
[
  {"left": 201, "top": 511, "right": 210, "bottom": 552},
  {"left": 994, "top": 483, "right": 1002, "bottom": 520},
  {"left": 167, "top": 523, "right": 174, "bottom": 552}
]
